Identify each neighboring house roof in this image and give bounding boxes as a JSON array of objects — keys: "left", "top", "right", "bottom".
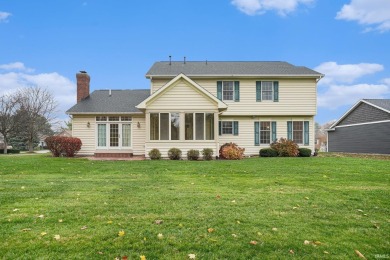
[
  {"left": 146, "top": 61, "right": 323, "bottom": 78},
  {"left": 136, "top": 73, "right": 228, "bottom": 111},
  {"left": 328, "top": 99, "right": 390, "bottom": 130},
  {"left": 363, "top": 99, "right": 390, "bottom": 112},
  {"left": 66, "top": 89, "right": 150, "bottom": 114}
]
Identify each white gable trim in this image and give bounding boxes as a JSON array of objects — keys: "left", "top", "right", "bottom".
[
  {"left": 329, "top": 119, "right": 390, "bottom": 130},
  {"left": 136, "top": 73, "right": 228, "bottom": 110},
  {"left": 329, "top": 99, "right": 390, "bottom": 129}
]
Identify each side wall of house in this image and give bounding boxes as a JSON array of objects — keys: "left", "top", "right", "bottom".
[
  {"left": 219, "top": 116, "right": 315, "bottom": 155},
  {"left": 72, "top": 114, "right": 146, "bottom": 156},
  {"left": 338, "top": 103, "right": 390, "bottom": 126},
  {"left": 328, "top": 122, "right": 390, "bottom": 154},
  {"left": 151, "top": 78, "right": 317, "bottom": 115},
  {"left": 72, "top": 115, "right": 96, "bottom": 155}
]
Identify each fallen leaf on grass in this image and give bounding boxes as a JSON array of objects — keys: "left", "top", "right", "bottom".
[
  {"left": 232, "top": 234, "right": 237, "bottom": 238},
  {"left": 21, "top": 186, "right": 25, "bottom": 189},
  {"left": 38, "top": 215, "right": 44, "bottom": 219},
  {"left": 231, "top": 200, "right": 236, "bottom": 203},
  {"left": 207, "top": 228, "right": 215, "bottom": 233},
  {"left": 292, "top": 207, "right": 298, "bottom": 210},
  {"left": 122, "top": 256, "right": 128, "bottom": 260},
  {"left": 324, "top": 251, "right": 329, "bottom": 254},
  {"left": 250, "top": 240, "right": 258, "bottom": 245},
  {"left": 154, "top": 220, "right": 163, "bottom": 225},
  {"left": 58, "top": 219, "right": 63, "bottom": 223},
  {"left": 81, "top": 226, "right": 88, "bottom": 230},
  {"left": 140, "top": 255, "right": 146, "bottom": 260},
  {"left": 97, "top": 252, "right": 103, "bottom": 255},
  {"left": 216, "top": 195, "right": 221, "bottom": 199},
  {"left": 22, "top": 228, "right": 32, "bottom": 232},
  {"left": 118, "top": 230, "right": 125, "bottom": 237},
  {"left": 236, "top": 220, "right": 241, "bottom": 224},
  {"left": 357, "top": 209, "right": 364, "bottom": 213},
  {"left": 107, "top": 220, "right": 113, "bottom": 224},
  {"left": 304, "top": 197, "right": 309, "bottom": 200},
  {"left": 313, "top": 241, "right": 322, "bottom": 245},
  {"left": 157, "top": 233, "right": 163, "bottom": 239},
  {"left": 373, "top": 223, "right": 380, "bottom": 229},
  {"left": 13, "top": 209, "right": 19, "bottom": 212},
  {"left": 289, "top": 249, "right": 294, "bottom": 254},
  {"left": 40, "top": 232, "right": 47, "bottom": 236},
  {"left": 304, "top": 240, "right": 311, "bottom": 245},
  {"left": 355, "top": 250, "right": 366, "bottom": 259},
  {"left": 188, "top": 253, "right": 196, "bottom": 259},
  {"left": 272, "top": 227, "right": 278, "bottom": 231},
  {"left": 54, "top": 235, "right": 60, "bottom": 241}
]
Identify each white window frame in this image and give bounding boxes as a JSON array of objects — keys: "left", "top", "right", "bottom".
[
  {"left": 222, "top": 81, "right": 234, "bottom": 101},
  {"left": 221, "top": 121, "right": 233, "bottom": 135},
  {"left": 262, "top": 81, "right": 274, "bottom": 101},
  {"left": 96, "top": 116, "right": 132, "bottom": 149},
  {"left": 292, "top": 121, "right": 303, "bottom": 144}
]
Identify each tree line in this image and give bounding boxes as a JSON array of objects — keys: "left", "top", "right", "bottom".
[{"left": 0, "top": 87, "right": 57, "bottom": 154}]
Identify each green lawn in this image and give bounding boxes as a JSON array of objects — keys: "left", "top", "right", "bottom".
[{"left": 0, "top": 154, "right": 389, "bottom": 259}]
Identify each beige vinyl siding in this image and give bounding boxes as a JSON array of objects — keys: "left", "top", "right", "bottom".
[
  {"left": 147, "top": 79, "right": 217, "bottom": 111},
  {"left": 132, "top": 115, "right": 145, "bottom": 156},
  {"left": 151, "top": 78, "right": 317, "bottom": 115},
  {"left": 219, "top": 116, "right": 315, "bottom": 155},
  {"left": 72, "top": 115, "right": 96, "bottom": 155}
]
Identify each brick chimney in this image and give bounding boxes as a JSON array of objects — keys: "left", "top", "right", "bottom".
[{"left": 76, "top": 71, "right": 90, "bottom": 103}]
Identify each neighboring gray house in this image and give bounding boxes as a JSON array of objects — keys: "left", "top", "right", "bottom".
[{"left": 327, "top": 99, "right": 390, "bottom": 154}]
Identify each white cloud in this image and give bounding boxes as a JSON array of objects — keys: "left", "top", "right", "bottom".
[
  {"left": 318, "top": 83, "right": 390, "bottom": 109},
  {"left": 0, "top": 69, "right": 76, "bottom": 122},
  {"left": 315, "top": 62, "right": 384, "bottom": 85},
  {"left": 231, "top": 0, "right": 313, "bottom": 16},
  {"left": 336, "top": 0, "right": 390, "bottom": 32},
  {"left": 382, "top": 78, "right": 390, "bottom": 85},
  {"left": 0, "top": 11, "right": 11, "bottom": 23},
  {"left": 0, "top": 62, "right": 35, "bottom": 73}
]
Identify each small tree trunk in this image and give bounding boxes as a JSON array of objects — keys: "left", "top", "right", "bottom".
[
  {"left": 28, "top": 141, "right": 34, "bottom": 152},
  {"left": 3, "top": 139, "right": 7, "bottom": 154}
]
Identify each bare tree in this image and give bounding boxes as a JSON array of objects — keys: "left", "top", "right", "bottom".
[
  {"left": 17, "top": 87, "right": 57, "bottom": 152},
  {"left": 0, "top": 93, "right": 20, "bottom": 154}
]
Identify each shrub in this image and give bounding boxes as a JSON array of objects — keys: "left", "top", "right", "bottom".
[
  {"left": 271, "top": 138, "right": 299, "bottom": 157},
  {"left": 202, "top": 148, "right": 214, "bottom": 161},
  {"left": 298, "top": 148, "right": 312, "bottom": 157},
  {"left": 148, "top": 149, "right": 161, "bottom": 160},
  {"left": 168, "top": 148, "right": 182, "bottom": 160},
  {"left": 259, "top": 148, "right": 278, "bottom": 157},
  {"left": 45, "top": 136, "right": 82, "bottom": 157},
  {"left": 187, "top": 149, "right": 200, "bottom": 160},
  {"left": 0, "top": 149, "right": 20, "bottom": 154},
  {"left": 219, "top": 142, "right": 245, "bottom": 160}
]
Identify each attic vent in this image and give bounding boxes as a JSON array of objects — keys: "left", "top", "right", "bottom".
[{"left": 184, "top": 56, "right": 186, "bottom": 64}]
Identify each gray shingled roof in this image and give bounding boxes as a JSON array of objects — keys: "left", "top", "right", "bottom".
[
  {"left": 66, "top": 89, "right": 150, "bottom": 114},
  {"left": 146, "top": 61, "right": 323, "bottom": 77},
  {"left": 364, "top": 99, "right": 390, "bottom": 112}
]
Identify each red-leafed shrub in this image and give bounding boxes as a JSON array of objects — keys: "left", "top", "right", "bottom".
[
  {"left": 45, "top": 136, "right": 82, "bottom": 157},
  {"left": 271, "top": 138, "right": 299, "bottom": 157},
  {"left": 219, "top": 142, "right": 245, "bottom": 160}
]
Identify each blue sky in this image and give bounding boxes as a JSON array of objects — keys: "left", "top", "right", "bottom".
[{"left": 1, "top": 0, "right": 390, "bottom": 125}]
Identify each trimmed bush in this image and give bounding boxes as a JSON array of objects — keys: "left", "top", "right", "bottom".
[
  {"left": 259, "top": 148, "right": 278, "bottom": 157},
  {"left": 298, "top": 148, "right": 312, "bottom": 157},
  {"left": 45, "top": 136, "right": 82, "bottom": 157},
  {"left": 271, "top": 138, "right": 299, "bottom": 157},
  {"left": 187, "top": 149, "right": 200, "bottom": 161},
  {"left": 202, "top": 148, "right": 214, "bottom": 161},
  {"left": 148, "top": 149, "right": 161, "bottom": 160},
  {"left": 168, "top": 148, "right": 182, "bottom": 160},
  {"left": 219, "top": 142, "right": 245, "bottom": 160},
  {"left": 0, "top": 149, "right": 20, "bottom": 154}
]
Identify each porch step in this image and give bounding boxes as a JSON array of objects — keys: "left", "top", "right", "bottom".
[{"left": 94, "top": 153, "right": 133, "bottom": 158}]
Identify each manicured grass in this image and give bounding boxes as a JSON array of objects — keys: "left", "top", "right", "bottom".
[{"left": 0, "top": 154, "right": 389, "bottom": 259}]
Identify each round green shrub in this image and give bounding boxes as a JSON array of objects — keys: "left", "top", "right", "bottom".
[
  {"left": 259, "top": 148, "right": 278, "bottom": 157},
  {"left": 202, "top": 148, "right": 214, "bottom": 161},
  {"left": 298, "top": 148, "right": 312, "bottom": 157},
  {"left": 187, "top": 149, "right": 200, "bottom": 160},
  {"left": 168, "top": 148, "right": 182, "bottom": 160},
  {"left": 148, "top": 148, "right": 161, "bottom": 160}
]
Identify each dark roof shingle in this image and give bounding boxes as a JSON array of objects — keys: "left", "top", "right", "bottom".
[
  {"left": 364, "top": 99, "right": 390, "bottom": 112},
  {"left": 146, "top": 61, "right": 323, "bottom": 77},
  {"left": 66, "top": 89, "right": 150, "bottom": 114}
]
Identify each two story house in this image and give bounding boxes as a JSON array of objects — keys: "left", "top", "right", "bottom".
[{"left": 67, "top": 61, "right": 323, "bottom": 158}]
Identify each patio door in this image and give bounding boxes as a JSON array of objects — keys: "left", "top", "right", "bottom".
[{"left": 97, "top": 123, "right": 132, "bottom": 149}]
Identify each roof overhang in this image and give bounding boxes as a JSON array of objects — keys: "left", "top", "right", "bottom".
[
  {"left": 137, "top": 73, "right": 228, "bottom": 111},
  {"left": 66, "top": 111, "right": 144, "bottom": 115},
  {"left": 146, "top": 74, "right": 324, "bottom": 79}
]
